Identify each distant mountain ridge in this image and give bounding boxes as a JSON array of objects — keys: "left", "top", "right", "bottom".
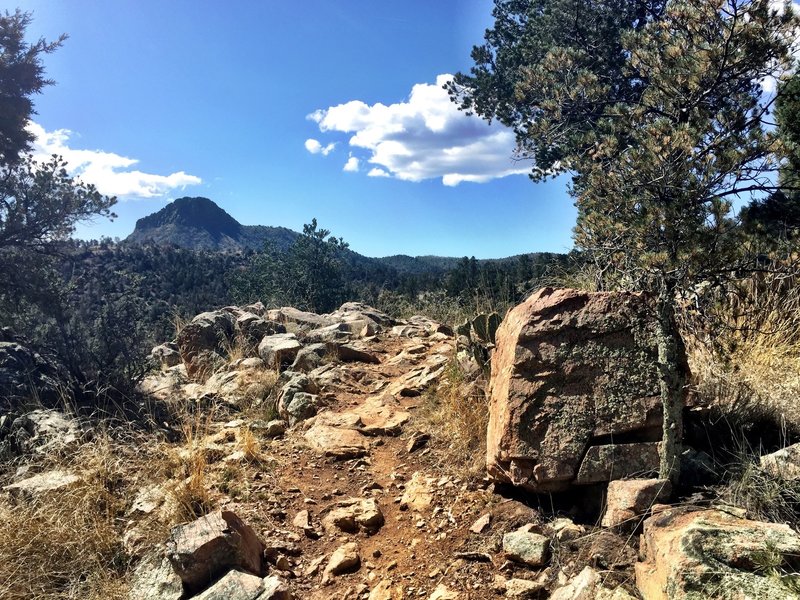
[
  {"left": 125, "top": 197, "right": 299, "bottom": 252},
  {"left": 125, "top": 197, "right": 564, "bottom": 275}
]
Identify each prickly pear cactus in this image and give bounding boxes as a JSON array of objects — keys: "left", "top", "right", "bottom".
[{"left": 457, "top": 312, "right": 502, "bottom": 371}]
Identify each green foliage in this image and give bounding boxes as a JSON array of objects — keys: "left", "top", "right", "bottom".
[
  {"left": 0, "top": 9, "right": 65, "bottom": 164},
  {"left": 231, "top": 219, "right": 350, "bottom": 313},
  {"left": 285, "top": 218, "right": 350, "bottom": 313}
]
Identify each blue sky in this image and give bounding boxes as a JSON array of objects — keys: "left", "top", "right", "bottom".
[{"left": 17, "top": 0, "right": 578, "bottom": 258}]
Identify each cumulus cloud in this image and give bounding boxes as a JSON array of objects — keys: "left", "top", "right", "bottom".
[
  {"left": 304, "top": 138, "right": 336, "bottom": 156},
  {"left": 307, "top": 74, "right": 530, "bottom": 186},
  {"left": 343, "top": 156, "right": 360, "bottom": 172},
  {"left": 27, "top": 122, "right": 201, "bottom": 199}
]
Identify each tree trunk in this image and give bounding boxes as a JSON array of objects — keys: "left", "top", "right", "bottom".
[{"left": 656, "top": 278, "right": 685, "bottom": 485}]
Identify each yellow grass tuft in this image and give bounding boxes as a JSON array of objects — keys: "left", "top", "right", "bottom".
[{"left": 417, "top": 357, "right": 490, "bottom": 478}]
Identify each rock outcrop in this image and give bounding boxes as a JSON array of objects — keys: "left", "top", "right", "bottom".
[
  {"left": 0, "top": 330, "right": 66, "bottom": 409},
  {"left": 487, "top": 287, "right": 687, "bottom": 492},
  {"left": 635, "top": 508, "right": 800, "bottom": 599}
]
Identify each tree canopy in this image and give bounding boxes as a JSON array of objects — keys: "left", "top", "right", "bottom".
[{"left": 0, "top": 9, "right": 65, "bottom": 164}]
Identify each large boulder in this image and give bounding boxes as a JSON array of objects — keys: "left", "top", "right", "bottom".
[
  {"left": 487, "top": 288, "right": 687, "bottom": 492},
  {"left": 635, "top": 508, "right": 800, "bottom": 599},
  {"left": 177, "top": 311, "right": 236, "bottom": 378}
]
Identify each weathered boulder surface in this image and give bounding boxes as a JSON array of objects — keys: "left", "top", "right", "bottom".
[
  {"left": 0, "top": 409, "right": 82, "bottom": 458},
  {"left": 487, "top": 287, "right": 687, "bottom": 492},
  {"left": 635, "top": 508, "right": 800, "bottom": 600},
  {"left": 166, "top": 510, "right": 265, "bottom": 594},
  {"left": 177, "top": 311, "right": 235, "bottom": 378},
  {"left": 258, "top": 334, "right": 302, "bottom": 369},
  {"left": 0, "top": 331, "right": 66, "bottom": 408},
  {"left": 760, "top": 443, "right": 800, "bottom": 481}
]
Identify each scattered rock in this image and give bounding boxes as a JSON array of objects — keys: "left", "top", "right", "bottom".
[
  {"left": 337, "top": 343, "right": 380, "bottom": 364},
  {"left": 368, "top": 578, "right": 402, "bottom": 600},
  {"left": 400, "top": 472, "right": 433, "bottom": 512},
  {"left": 502, "top": 527, "right": 550, "bottom": 567},
  {"left": 323, "top": 542, "right": 360, "bottom": 583},
  {"left": 261, "top": 419, "right": 286, "bottom": 438},
  {"left": 601, "top": 479, "right": 671, "bottom": 528},
  {"left": 127, "top": 552, "right": 184, "bottom": 600},
  {"left": 152, "top": 343, "right": 182, "bottom": 369},
  {"left": 550, "top": 566, "right": 630, "bottom": 600},
  {"left": 635, "top": 508, "right": 800, "bottom": 600},
  {"left": 428, "top": 584, "right": 460, "bottom": 599},
  {"left": 469, "top": 513, "right": 491, "bottom": 534},
  {"left": 504, "top": 577, "right": 545, "bottom": 599},
  {"left": 322, "top": 497, "right": 384, "bottom": 534},
  {"left": 166, "top": 510, "right": 265, "bottom": 594},
  {"left": 193, "top": 570, "right": 269, "bottom": 600},
  {"left": 291, "top": 343, "right": 329, "bottom": 372},
  {"left": 177, "top": 310, "right": 235, "bottom": 378},
  {"left": 304, "top": 423, "right": 369, "bottom": 460},
  {"left": 1, "top": 409, "right": 82, "bottom": 457},
  {"left": 760, "top": 443, "right": 800, "bottom": 481},
  {"left": 406, "top": 431, "right": 430, "bottom": 453}
]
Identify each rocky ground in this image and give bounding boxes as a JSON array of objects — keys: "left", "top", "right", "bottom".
[{"left": 2, "top": 298, "right": 800, "bottom": 599}]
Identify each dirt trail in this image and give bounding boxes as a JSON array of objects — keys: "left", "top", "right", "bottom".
[{"left": 217, "top": 330, "right": 501, "bottom": 599}]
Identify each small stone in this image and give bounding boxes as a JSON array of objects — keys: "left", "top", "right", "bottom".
[
  {"left": 601, "top": 479, "right": 671, "bottom": 528},
  {"left": 502, "top": 528, "right": 550, "bottom": 567},
  {"left": 323, "top": 542, "right": 360, "bottom": 583},
  {"left": 504, "top": 577, "right": 545, "bottom": 598},
  {"left": 292, "top": 510, "right": 311, "bottom": 530},
  {"left": 469, "top": 513, "right": 491, "bottom": 534},
  {"left": 428, "top": 584, "right": 459, "bottom": 599}
]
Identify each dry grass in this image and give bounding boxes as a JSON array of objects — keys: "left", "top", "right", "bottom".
[
  {"left": 238, "top": 425, "right": 261, "bottom": 461},
  {"left": 719, "top": 446, "right": 800, "bottom": 531},
  {"left": 685, "top": 272, "right": 800, "bottom": 431},
  {"left": 417, "top": 357, "right": 490, "bottom": 478},
  {"left": 168, "top": 410, "right": 216, "bottom": 522},
  {"left": 0, "top": 434, "right": 130, "bottom": 599},
  {"left": 239, "top": 368, "right": 280, "bottom": 413}
]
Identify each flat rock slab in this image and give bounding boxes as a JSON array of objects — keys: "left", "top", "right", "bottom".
[
  {"left": 304, "top": 424, "right": 369, "bottom": 459},
  {"left": 635, "top": 508, "right": 800, "bottom": 599},
  {"left": 193, "top": 571, "right": 290, "bottom": 600},
  {"left": 356, "top": 396, "right": 410, "bottom": 436},
  {"left": 3, "top": 470, "right": 80, "bottom": 501}
]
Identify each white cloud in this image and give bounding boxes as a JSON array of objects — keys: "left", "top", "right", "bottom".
[
  {"left": 304, "top": 138, "right": 336, "bottom": 156},
  {"left": 27, "top": 122, "right": 201, "bottom": 199},
  {"left": 343, "top": 155, "right": 360, "bottom": 172},
  {"left": 307, "top": 74, "right": 530, "bottom": 186}
]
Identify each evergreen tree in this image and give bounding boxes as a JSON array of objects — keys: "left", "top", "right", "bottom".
[{"left": 451, "top": 0, "right": 799, "bottom": 482}]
